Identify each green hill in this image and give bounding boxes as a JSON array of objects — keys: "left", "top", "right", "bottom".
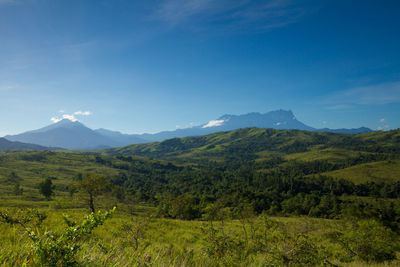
[
  {"left": 2, "top": 128, "right": 399, "bottom": 205},
  {"left": 321, "top": 159, "right": 400, "bottom": 184},
  {"left": 0, "top": 151, "right": 181, "bottom": 207},
  {"left": 103, "top": 127, "right": 400, "bottom": 164},
  {"left": 1, "top": 129, "right": 400, "bottom": 260}
]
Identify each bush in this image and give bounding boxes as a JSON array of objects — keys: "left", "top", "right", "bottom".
[
  {"left": 0, "top": 207, "right": 115, "bottom": 266},
  {"left": 331, "top": 220, "right": 398, "bottom": 263},
  {"left": 38, "top": 178, "right": 55, "bottom": 200}
]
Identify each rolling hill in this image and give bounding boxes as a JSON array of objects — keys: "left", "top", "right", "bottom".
[
  {"left": 103, "top": 127, "right": 400, "bottom": 160},
  {"left": 0, "top": 137, "right": 58, "bottom": 151}
]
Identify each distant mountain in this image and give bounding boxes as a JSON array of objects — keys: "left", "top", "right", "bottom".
[
  {"left": 5, "top": 120, "right": 118, "bottom": 150},
  {"left": 134, "top": 110, "right": 371, "bottom": 141},
  {"left": 135, "top": 110, "right": 313, "bottom": 142},
  {"left": 0, "top": 137, "right": 57, "bottom": 151},
  {"left": 4, "top": 110, "right": 373, "bottom": 150},
  {"left": 5, "top": 119, "right": 148, "bottom": 150},
  {"left": 93, "top": 128, "right": 148, "bottom": 145},
  {"left": 205, "top": 110, "right": 314, "bottom": 131}
]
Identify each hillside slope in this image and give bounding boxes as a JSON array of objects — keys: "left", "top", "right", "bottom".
[
  {"left": 0, "top": 138, "right": 58, "bottom": 151},
  {"left": 103, "top": 128, "right": 400, "bottom": 160}
]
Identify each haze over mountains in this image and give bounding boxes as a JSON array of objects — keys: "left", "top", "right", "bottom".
[
  {"left": 3, "top": 110, "right": 372, "bottom": 150},
  {"left": 0, "top": 137, "right": 60, "bottom": 151},
  {"left": 4, "top": 120, "right": 147, "bottom": 150}
]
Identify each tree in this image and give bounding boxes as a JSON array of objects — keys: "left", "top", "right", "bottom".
[
  {"left": 169, "top": 194, "right": 200, "bottom": 220},
  {"left": 75, "top": 172, "right": 109, "bottom": 213},
  {"left": 38, "top": 178, "right": 54, "bottom": 200},
  {"left": 13, "top": 183, "right": 23, "bottom": 195}
]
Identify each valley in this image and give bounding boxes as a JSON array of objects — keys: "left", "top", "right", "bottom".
[{"left": 0, "top": 127, "right": 399, "bottom": 265}]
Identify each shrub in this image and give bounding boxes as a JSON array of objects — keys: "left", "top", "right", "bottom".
[
  {"left": 38, "top": 178, "right": 55, "bottom": 200},
  {"left": 0, "top": 207, "right": 115, "bottom": 266},
  {"left": 331, "top": 220, "right": 398, "bottom": 263}
]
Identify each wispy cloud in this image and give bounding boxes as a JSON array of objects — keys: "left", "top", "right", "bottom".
[
  {"left": 74, "top": 110, "right": 91, "bottom": 116},
  {"left": 322, "top": 81, "right": 400, "bottom": 108},
  {"left": 377, "top": 125, "right": 390, "bottom": 131},
  {"left": 153, "top": 0, "right": 313, "bottom": 33},
  {"left": 377, "top": 118, "right": 390, "bottom": 131}
]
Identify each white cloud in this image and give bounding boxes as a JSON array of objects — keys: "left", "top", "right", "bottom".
[
  {"left": 379, "top": 118, "right": 386, "bottom": 123},
  {"left": 74, "top": 110, "right": 91, "bottom": 116},
  {"left": 50, "top": 114, "right": 78, "bottom": 123},
  {"left": 322, "top": 121, "right": 327, "bottom": 125},
  {"left": 59, "top": 110, "right": 65, "bottom": 113},
  {"left": 50, "top": 117, "right": 61, "bottom": 123},
  {"left": 62, "top": 114, "right": 78, "bottom": 121},
  {"left": 202, "top": 119, "right": 225, "bottom": 128},
  {"left": 50, "top": 110, "right": 91, "bottom": 123}
]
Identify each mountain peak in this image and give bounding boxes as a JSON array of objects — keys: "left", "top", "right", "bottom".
[
  {"left": 27, "top": 119, "right": 87, "bottom": 134},
  {"left": 54, "top": 119, "right": 84, "bottom": 126},
  {"left": 203, "top": 110, "right": 313, "bottom": 131},
  {"left": 267, "top": 109, "right": 294, "bottom": 118}
]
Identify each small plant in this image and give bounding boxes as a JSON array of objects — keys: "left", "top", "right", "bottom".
[
  {"left": 330, "top": 219, "right": 398, "bottom": 263},
  {"left": 120, "top": 215, "right": 151, "bottom": 251},
  {"left": 0, "top": 207, "right": 116, "bottom": 266}
]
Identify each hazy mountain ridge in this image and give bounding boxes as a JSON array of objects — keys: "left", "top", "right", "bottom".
[
  {"left": 0, "top": 137, "right": 59, "bottom": 151},
  {"left": 5, "top": 121, "right": 119, "bottom": 150},
  {"left": 3, "top": 110, "right": 373, "bottom": 150},
  {"left": 131, "top": 110, "right": 371, "bottom": 142}
]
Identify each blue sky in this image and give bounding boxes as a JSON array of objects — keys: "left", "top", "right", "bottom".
[{"left": 1, "top": 0, "right": 400, "bottom": 135}]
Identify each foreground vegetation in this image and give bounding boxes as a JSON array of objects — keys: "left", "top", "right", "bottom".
[
  {"left": 1, "top": 204, "right": 399, "bottom": 266},
  {"left": 0, "top": 128, "right": 400, "bottom": 265}
]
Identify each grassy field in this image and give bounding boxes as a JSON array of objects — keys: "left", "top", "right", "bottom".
[
  {"left": 322, "top": 159, "right": 400, "bottom": 184},
  {"left": 1, "top": 127, "right": 400, "bottom": 266},
  {"left": 1, "top": 203, "right": 399, "bottom": 266},
  {"left": 283, "top": 148, "right": 366, "bottom": 162}
]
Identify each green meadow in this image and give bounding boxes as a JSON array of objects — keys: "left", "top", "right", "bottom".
[{"left": 1, "top": 128, "right": 400, "bottom": 266}]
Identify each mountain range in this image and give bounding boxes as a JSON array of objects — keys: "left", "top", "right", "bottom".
[
  {"left": 3, "top": 110, "right": 372, "bottom": 150},
  {"left": 0, "top": 137, "right": 60, "bottom": 151}
]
